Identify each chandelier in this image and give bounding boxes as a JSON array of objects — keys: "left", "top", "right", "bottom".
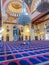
[{"left": 17, "top": 0, "right": 31, "bottom": 26}]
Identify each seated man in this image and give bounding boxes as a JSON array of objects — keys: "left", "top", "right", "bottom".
[{"left": 20, "top": 41, "right": 31, "bottom": 45}]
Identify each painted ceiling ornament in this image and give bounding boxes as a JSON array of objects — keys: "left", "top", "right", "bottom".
[
  {"left": 36, "top": 0, "right": 49, "bottom": 13},
  {"left": 11, "top": 2, "right": 22, "bottom": 9},
  {"left": 17, "top": 0, "right": 31, "bottom": 26},
  {"left": 26, "top": 0, "right": 33, "bottom": 6}
]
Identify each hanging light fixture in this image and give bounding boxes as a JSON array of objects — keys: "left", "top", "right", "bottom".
[{"left": 17, "top": 0, "right": 31, "bottom": 26}]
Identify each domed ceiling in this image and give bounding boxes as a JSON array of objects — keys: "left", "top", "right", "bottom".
[
  {"left": 7, "top": 2, "right": 22, "bottom": 14},
  {"left": 5, "top": 1, "right": 22, "bottom": 17},
  {"left": 5, "top": 1, "right": 30, "bottom": 18},
  {"left": 2, "top": 0, "right": 48, "bottom": 22}
]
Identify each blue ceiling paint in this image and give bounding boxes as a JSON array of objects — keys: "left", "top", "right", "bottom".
[{"left": 25, "top": 0, "right": 33, "bottom": 5}]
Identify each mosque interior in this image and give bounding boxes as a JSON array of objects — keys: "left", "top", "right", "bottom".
[{"left": 0, "top": 0, "right": 49, "bottom": 65}]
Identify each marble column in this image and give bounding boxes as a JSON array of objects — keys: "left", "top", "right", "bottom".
[{"left": 30, "top": 24, "right": 35, "bottom": 40}]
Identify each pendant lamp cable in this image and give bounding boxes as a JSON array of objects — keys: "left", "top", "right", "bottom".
[{"left": 22, "top": 0, "right": 26, "bottom": 13}]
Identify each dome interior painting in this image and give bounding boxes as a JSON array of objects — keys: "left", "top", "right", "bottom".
[{"left": 7, "top": 2, "right": 22, "bottom": 14}]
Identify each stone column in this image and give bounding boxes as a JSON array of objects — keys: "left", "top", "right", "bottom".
[
  {"left": 44, "top": 23, "right": 47, "bottom": 40},
  {"left": 23, "top": 35, "right": 26, "bottom": 41},
  {"left": 30, "top": 23, "right": 35, "bottom": 40}
]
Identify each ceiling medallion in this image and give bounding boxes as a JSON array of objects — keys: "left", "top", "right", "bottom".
[{"left": 11, "top": 2, "right": 22, "bottom": 9}]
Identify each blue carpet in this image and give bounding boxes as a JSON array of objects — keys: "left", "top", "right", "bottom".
[
  {"left": 44, "top": 55, "right": 49, "bottom": 59},
  {"left": 20, "top": 60, "right": 30, "bottom": 65},
  {"left": 13, "top": 51, "right": 17, "bottom": 53},
  {"left": 0, "top": 53, "right": 4, "bottom": 55},
  {"left": 19, "top": 50, "right": 24, "bottom": 52},
  {"left": 35, "top": 52, "right": 42, "bottom": 54},
  {"left": 29, "top": 52, "right": 36, "bottom": 55},
  {"left": 6, "top": 52, "right": 11, "bottom": 54},
  {"left": 40, "top": 51, "right": 46, "bottom": 53},
  {"left": 29, "top": 58, "right": 40, "bottom": 64},
  {"left": 22, "top": 53, "right": 29, "bottom": 56},
  {"left": 15, "top": 54, "right": 22, "bottom": 58},
  {"left": 0, "top": 57, "right": 5, "bottom": 61},
  {"left": 24, "top": 50, "right": 29, "bottom": 52},
  {"left": 44, "top": 50, "right": 49, "bottom": 52},
  {"left": 0, "top": 64, "right": 4, "bottom": 65},
  {"left": 37, "top": 56, "right": 48, "bottom": 62},
  {"left": 7, "top": 55, "right": 14, "bottom": 60},
  {"left": 8, "top": 62, "right": 17, "bottom": 65}
]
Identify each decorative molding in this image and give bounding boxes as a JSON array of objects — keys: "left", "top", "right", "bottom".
[{"left": 3, "top": 22, "right": 16, "bottom": 24}]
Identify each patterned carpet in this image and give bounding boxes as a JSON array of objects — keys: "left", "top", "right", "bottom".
[{"left": 0, "top": 41, "right": 49, "bottom": 65}]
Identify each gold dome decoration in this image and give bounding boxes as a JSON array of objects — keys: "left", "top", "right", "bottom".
[
  {"left": 8, "top": 2, "right": 22, "bottom": 14},
  {"left": 11, "top": 2, "right": 22, "bottom": 9}
]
